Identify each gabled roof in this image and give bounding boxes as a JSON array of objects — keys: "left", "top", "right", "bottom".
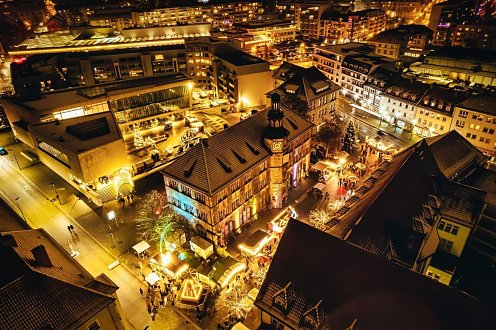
[
  {"left": 0, "top": 229, "right": 117, "bottom": 330},
  {"left": 328, "top": 131, "right": 487, "bottom": 263},
  {"left": 271, "top": 61, "right": 305, "bottom": 81},
  {"left": 0, "top": 198, "right": 28, "bottom": 232},
  {"left": 162, "top": 108, "right": 314, "bottom": 195},
  {"left": 425, "top": 130, "right": 487, "bottom": 180},
  {"left": 270, "top": 66, "right": 341, "bottom": 103},
  {"left": 455, "top": 95, "right": 496, "bottom": 116},
  {"left": 256, "top": 219, "right": 496, "bottom": 330}
]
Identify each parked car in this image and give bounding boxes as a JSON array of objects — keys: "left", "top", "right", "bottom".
[{"left": 0, "top": 147, "right": 7, "bottom": 156}]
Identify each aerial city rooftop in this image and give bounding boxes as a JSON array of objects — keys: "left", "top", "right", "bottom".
[{"left": 0, "top": 0, "right": 495, "bottom": 329}]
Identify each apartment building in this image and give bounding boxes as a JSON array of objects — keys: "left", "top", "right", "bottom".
[
  {"left": 451, "top": 24, "right": 496, "bottom": 50},
  {"left": 162, "top": 96, "right": 314, "bottom": 245},
  {"left": 379, "top": 77, "right": 429, "bottom": 131},
  {"left": 428, "top": 0, "right": 473, "bottom": 47},
  {"left": 368, "top": 24, "right": 433, "bottom": 59},
  {"left": 276, "top": 0, "right": 331, "bottom": 39},
  {"left": 87, "top": 9, "right": 134, "bottom": 31},
  {"left": 369, "top": 0, "right": 422, "bottom": 20},
  {"left": 313, "top": 43, "right": 396, "bottom": 100},
  {"left": 319, "top": 9, "right": 386, "bottom": 43},
  {"left": 450, "top": 95, "right": 496, "bottom": 155},
  {"left": 131, "top": 1, "right": 263, "bottom": 31},
  {"left": 413, "top": 87, "right": 470, "bottom": 138},
  {"left": 269, "top": 65, "right": 341, "bottom": 125}
]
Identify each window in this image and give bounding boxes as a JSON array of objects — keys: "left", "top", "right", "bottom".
[
  {"left": 459, "top": 110, "right": 468, "bottom": 118},
  {"left": 445, "top": 223, "right": 453, "bottom": 233},
  {"left": 490, "top": 129, "right": 495, "bottom": 134},
  {"left": 455, "top": 120, "right": 465, "bottom": 128},
  {"left": 472, "top": 114, "right": 478, "bottom": 120},
  {"left": 440, "top": 238, "right": 453, "bottom": 251},
  {"left": 451, "top": 226, "right": 459, "bottom": 235},
  {"left": 438, "top": 221, "right": 445, "bottom": 231},
  {"left": 88, "top": 321, "right": 100, "bottom": 330}
]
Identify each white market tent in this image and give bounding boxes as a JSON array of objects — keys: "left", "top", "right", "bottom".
[
  {"left": 132, "top": 240, "right": 151, "bottom": 254},
  {"left": 314, "top": 183, "right": 325, "bottom": 191},
  {"left": 231, "top": 323, "right": 250, "bottom": 330},
  {"left": 312, "top": 162, "right": 329, "bottom": 171},
  {"left": 145, "top": 272, "right": 160, "bottom": 285},
  {"left": 190, "top": 236, "right": 214, "bottom": 260}
]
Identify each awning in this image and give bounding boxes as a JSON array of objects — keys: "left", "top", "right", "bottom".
[
  {"left": 354, "top": 162, "right": 366, "bottom": 170},
  {"left": 145, "top": 272, "right": 160, "bottom": 285},
  {"left": 312, "top": 162, "right": 329, "bottom": 171},
  {"left": 314, "top": 183, "right": 325, "bottom": 191},
  {"left": 132, "top": 240, "right": 151, "bottom": 254}
]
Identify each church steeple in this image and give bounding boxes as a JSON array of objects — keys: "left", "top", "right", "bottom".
[{"left": 263, "top": 93, "right": 289, "bottom": 141}]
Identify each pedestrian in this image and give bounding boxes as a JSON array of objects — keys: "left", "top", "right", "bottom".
[
  {"left": 140, "top": 288, "right": 144, "bottom": 297},
  {"left": 67, "top": 225, "right": 71, "bottom": 232},
  {"left": 127, "top": 195, "right": 131, "bottom": 204},
  {"left": 70, "top": 225, "right": 74, "bottom": 231},
  {"left": 130, "top": 194, "right": 134, "bottom": 204}
]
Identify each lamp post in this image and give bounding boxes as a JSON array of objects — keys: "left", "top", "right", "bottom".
[
  {"left": 8, "top": 149, "right": 20, "bottom": 169},
  {"left": 411, "top": 119, "right": 417, "bottom": 140},
  {"left": 14, "top": 197, "right": 27, "bottom": 222},
  {"left": 108, "top": 210, "right": 118, "bottom": 228},
  {"left": 50, "top": 183, "right": 61, "bottom": 204}
]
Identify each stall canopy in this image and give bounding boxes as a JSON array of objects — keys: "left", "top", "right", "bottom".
[
  {"left": 314, "top": 183, "right": 325, "bottom": 191},
  {"left": 190, "top": 236, "right": 214, "bottom": 260},
  {"left": 239, "top": 230, "right": 275, "bottom": 257},
  {"left": 132, "top": 240, "right": 151, "bottom": 254},
  {"left": 312, "top": 162, "right": 329, "bottom": 171},
  {"left": 145, "top": 272, "right": 160, "bottom": 285}
]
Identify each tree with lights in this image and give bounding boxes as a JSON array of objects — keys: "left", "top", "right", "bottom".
[
  {"left": 342, "top": 120, "right": 358, "bottom": 154},
  {"left": 309, "top": 209, "right": 331, "bottom": 231},
  {"left": 134, "top": 190, "right": 193, "bottom": 244},
  {"left": 252, "top": 266, "right": 268, "bottom": 288},
  {"left": 217, "top": 280, "right": 250, "bottom": 321}
]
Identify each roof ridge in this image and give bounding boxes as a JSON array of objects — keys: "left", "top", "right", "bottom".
[{"left": 200, "top": 141, "right": 213, "bottom": 195}]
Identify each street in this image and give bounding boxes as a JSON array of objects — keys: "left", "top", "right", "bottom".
[{"left": 0, "top": 155, "right": 196, "bottom": 330}]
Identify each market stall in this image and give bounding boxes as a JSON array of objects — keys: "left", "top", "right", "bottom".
[
  {"left": 150, "top": 252, "right": 189, "bottom": 279},
  {"left": 132, "top": 240, "right": 151, "bottom": 258},
  {"left": 190, "top": 236, "right": 214, "bottom": 260},
  {"left": 267, "top": 206, "right": 297, "bottom": 235},
  {"left": 145, "top": 272, "right": 161, "bottom": 286},
  {"left": 239, "top": 230, "right": 276, "bottom": 257}
]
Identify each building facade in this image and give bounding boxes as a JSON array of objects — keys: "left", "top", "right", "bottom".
[
  {"left": 269, "top": 65, "right": 341, "bottom": 125},
  {"left": 450, "top": 95, "right": 496, "bottom": 155},
  {"left": 319, "top": 9, "right": 386, "bottom": 43},
  {"left": 451, "top": 24, "right": 496, "bottom": 50},
  {"left": 369, "top": 0, "right": 422, "bottom": 21},
  {"left": 162, "top": 96, "right": 314, "bottom": 245},
  {"left": 276, "top": 0, "right": 331, "bottom": 39}
]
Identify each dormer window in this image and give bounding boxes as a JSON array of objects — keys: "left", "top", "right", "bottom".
[{"left": 272, "top": 282, "right": 293, "bottom": 312}]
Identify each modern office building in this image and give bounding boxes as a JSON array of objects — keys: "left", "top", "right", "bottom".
[
  {"left": 319, "top": 9, "right": 386, "bottom": 43},
  {"left": 0, "top": 228, "right": 126, "bottom": 329},
  {"left": 8, "top": 24, "right": 211, "bottom": 57},
  {"left": 1, "top": 74, "right": 193, "bottom": 204},
  {"left": 269, "top": 65, "right": 341, "bottom": 125},
  {"left": 368, "top": 24, "right": 433, "bottom": 59},
  {"left": 409, "top": 47, "right": 496, "bottom": 87},
  {"left": 162, "top": 95, "right": 314, "bottom": 246},
  {"left": 256, "top": 219, "right": 495, "bottom": 329}
]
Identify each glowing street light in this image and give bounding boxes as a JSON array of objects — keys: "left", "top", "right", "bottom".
[{"left": 107, "top": 210, "right": 118, "bottom": 227}]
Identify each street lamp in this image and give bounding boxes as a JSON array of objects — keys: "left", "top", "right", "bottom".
[
  {"left": 8, "top": 149, "right": 20, "bottom": 169},
  {"left": 108, "top": 210, "right": 118, "bottom": 228},
  {"left": 50, "top": 183, "right": 61, "bottom": 204},
  {"left": 411, "top": 119, "right": 417, "bottom": 140},
  {"left": 14, "top": 197, "right": 27, "bottom": 222}
]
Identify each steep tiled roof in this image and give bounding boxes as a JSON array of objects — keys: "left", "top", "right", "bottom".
[
  {"left": 271, "top": 61, "right": 305, "bottom": 81},
  {"left": 462, "top": 167, "right": 496, "bottom": 205},
  {"left": 0, "top": 229, "right": 117, "bottom": 330},
  {"left": 456, "top": 95, "right": 496, "bottom": 116},
  {"left": 0, "top": 198, "right": 28, "bottom": 232},
  {"left": 256, "top": 219, "right": 496, "bottom": 329},
  {"left": 162, "top": 108, "right": 314, "bottom": 195},
  {"left": 425, "top": 130, "right": 487, "bottom": 180},
  {"left": 271, "top": 66, "right": 341, "bottom": 103}
]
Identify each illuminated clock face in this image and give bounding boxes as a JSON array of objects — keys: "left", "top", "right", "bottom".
[{"left": 272, "top": 141, "right": 283, "bottom": 151}]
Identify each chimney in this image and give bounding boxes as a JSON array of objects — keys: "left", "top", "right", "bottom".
[
  {"left": 31, "top": 245, "right": 52, "bottom": 267},
  {"left": 0, "top": 234, "right": 18, "bottom": 248}
]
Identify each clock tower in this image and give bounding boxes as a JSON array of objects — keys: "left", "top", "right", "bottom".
[{"left": 263, "top": 93, "right": 290, "bottom": 209}]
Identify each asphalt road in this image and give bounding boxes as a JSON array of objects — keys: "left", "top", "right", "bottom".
[{"left": 0, "top": 156, "right": 196, "bottom": 330}]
